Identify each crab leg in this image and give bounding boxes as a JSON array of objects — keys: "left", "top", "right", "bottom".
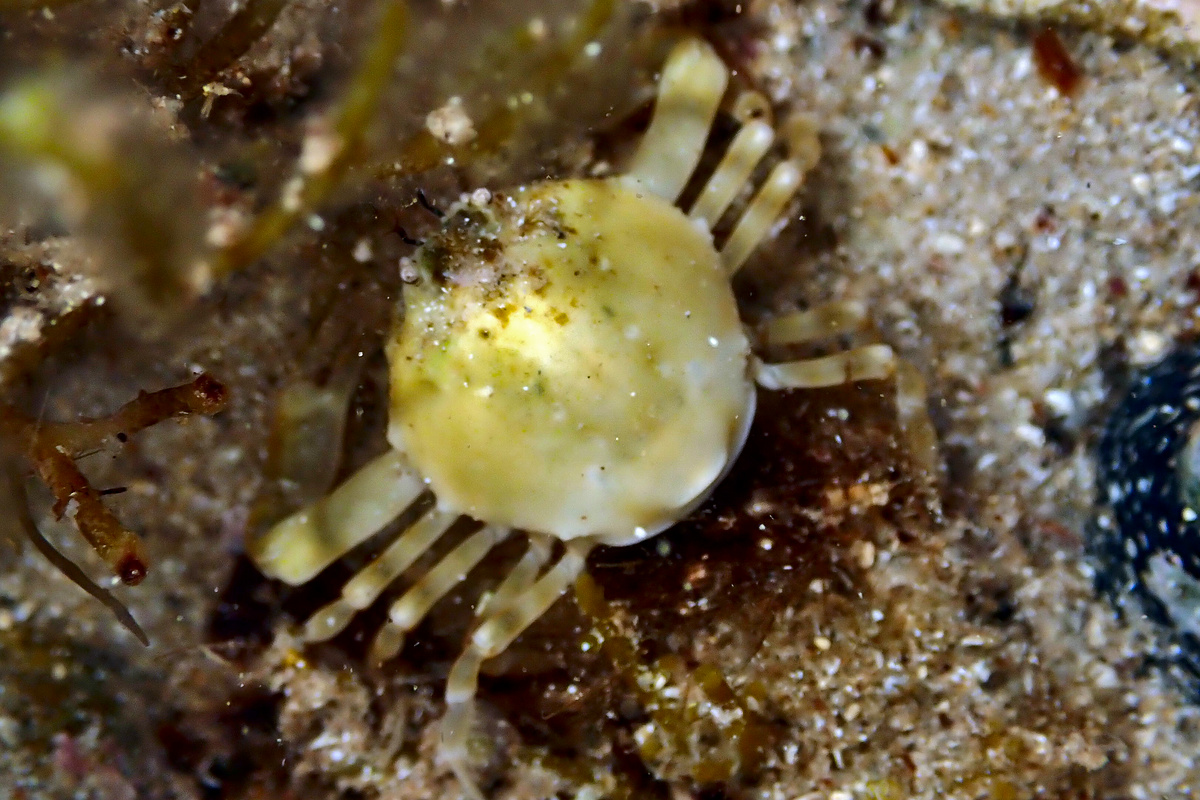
[
  {"left": 303, "top": 508, "right": 460, "bottom": 642},
  {"left": 759, "top": 301, "right": 871, "bottom": 349},
  {"left": 754, "top": 344, "right": 896, "bottom": 391},
  {"left": 894, "top": 360, "right": 941, "bottom": 473},
  {"left": 721, "top": 159, "right": 803, "bottom": 275},
  {"left": 440, "top": 539, "right": 589, "bottom": 800},
  {"left": 371, "top": 525, "right": 510, "bottom": 662},
  {"left": 756, "top": 300, "right": 895, "bottom": 388},
  {"left": 247, "top": 449, "right": 425, "bottom": 584},
  {"left": 689, "top": 121, "right": 774, "bottom": 228},
  {"left": 762, "top": 303, "right": 938, "bottom": 467},
  {"left": 474, "top": 536, "right": 553, "bottom": 618},
  {"left": 626, "top": 38, "right": 727, "bottom": 203}
]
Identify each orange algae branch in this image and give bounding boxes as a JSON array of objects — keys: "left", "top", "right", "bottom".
[
  {"left": 4, "top": 468, "right": 149, "bottom": 645},
  {"left": 0, "top": 374, "right": 228, "bottom": 589}
]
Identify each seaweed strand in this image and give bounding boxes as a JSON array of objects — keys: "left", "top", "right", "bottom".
[
  {"left": 4, "top": 467, "right": 149, "bottom": 645},
  {"left": 384, "top": 0, "right": 618, "bottom": 176},
  {"left": 212, "top": 0, "right": 411, "bottom": 277},
  {"left": 177, "top": 0, "right": 292, "bottom": 96}
]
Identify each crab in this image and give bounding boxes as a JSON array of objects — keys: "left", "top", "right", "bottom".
[{"left": 247, "top": 37, "right": 901, "bottom": 797}]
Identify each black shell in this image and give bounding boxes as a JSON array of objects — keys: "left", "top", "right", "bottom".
[{"left": 1092, "top": 343, "right": 1200, "bottom": 692}]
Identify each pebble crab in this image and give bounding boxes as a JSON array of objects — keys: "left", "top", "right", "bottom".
[{"left": 247, "top": 36, "right": 909, "bottom": 797}]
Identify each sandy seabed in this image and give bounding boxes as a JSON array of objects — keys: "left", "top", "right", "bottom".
[{"left": 3, "top": 0, "right": 1200, "bottom": 797}]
